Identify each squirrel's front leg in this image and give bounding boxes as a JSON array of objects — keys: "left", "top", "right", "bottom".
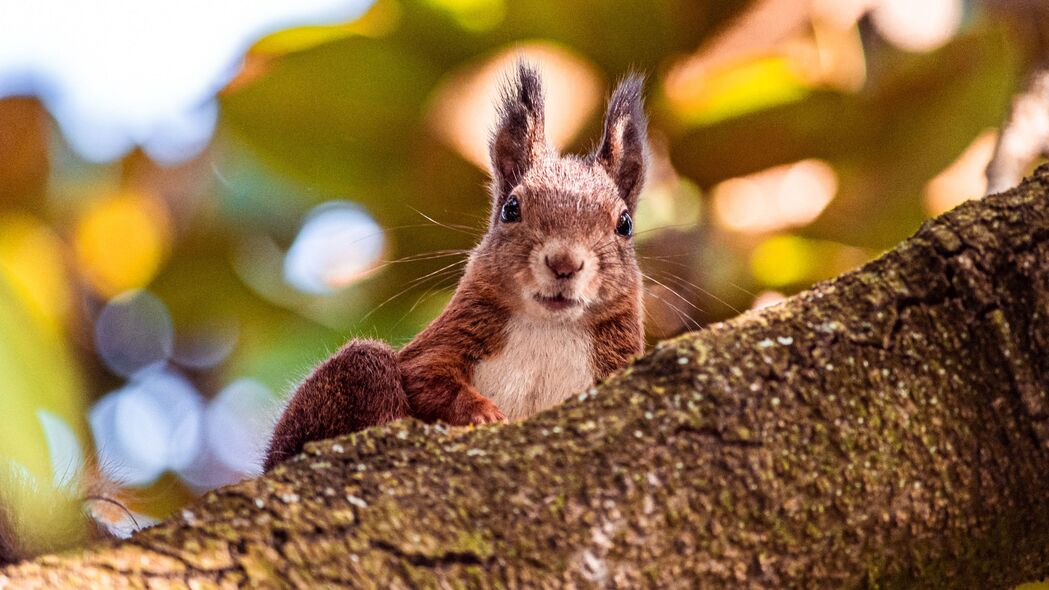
[
  {"left": 444, "top": 384, "right": 506, "bottom": 425},
  {"left": 401, "top": 361, "right": 506, "bottom": 426}
]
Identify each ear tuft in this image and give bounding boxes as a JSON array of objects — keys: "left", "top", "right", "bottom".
[
  {"left": 489, "top": 62, "right": 547, "bottom": 202},
  {"left": 592, "top": 73, "right": 648, "bottom": 210}
]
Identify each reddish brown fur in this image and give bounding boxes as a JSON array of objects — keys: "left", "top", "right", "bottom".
[
  {"left": 265, "top": 340, "right": 410, "bottom": 471},
  {"left": 265, "top": 64, "right": 648, "bottom": 470},
  {"left": 399, "top": 275, "right": 510, "bottom": 424}
]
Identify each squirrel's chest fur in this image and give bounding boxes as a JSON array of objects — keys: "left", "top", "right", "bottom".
[{"left": 471, "top": 316, "right": 594, "bottom": 420}]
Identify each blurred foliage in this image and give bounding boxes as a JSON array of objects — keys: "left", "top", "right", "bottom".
[
  {"left": 0, "top": 275, "right": 84, "bottom": 482},
  {"left": 0, "top": 5, "right": 1048, "bottom": 583}
]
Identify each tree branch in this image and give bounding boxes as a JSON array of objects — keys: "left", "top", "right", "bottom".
[{"left": 4, "top": 167, "right": 1049, "bottom": 588}]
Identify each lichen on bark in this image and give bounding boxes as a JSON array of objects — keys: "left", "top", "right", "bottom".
[{"left": 4, "top": 168, "right": 1049, "bottom": 589}]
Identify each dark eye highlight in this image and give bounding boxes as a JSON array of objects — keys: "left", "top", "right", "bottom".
[
  {"left": 500, "top": 196, "right": 522, "bottom": 223},
  {"left": 616, "top": 210, "right": 633, "bottom": 237}
]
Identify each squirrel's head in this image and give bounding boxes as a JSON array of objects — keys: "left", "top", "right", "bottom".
[{"left": 473, "top": 63, "right": 647, "bottom": 322}]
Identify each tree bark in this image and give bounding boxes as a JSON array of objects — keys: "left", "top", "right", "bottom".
[{"left": 4, "top": 169, "right": 1049, "bottom": 590}]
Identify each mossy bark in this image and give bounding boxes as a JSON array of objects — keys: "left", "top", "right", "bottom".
[{"left": 4, "top": 169, "right": 1049, "bottom": 589}]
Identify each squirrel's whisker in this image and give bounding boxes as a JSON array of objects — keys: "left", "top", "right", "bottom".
[
  {"left": 360, "top": 259, "right": 468, "bottom": 323},
  {"left": 646, "top": 268, "right": 742, "bottom": 316}
]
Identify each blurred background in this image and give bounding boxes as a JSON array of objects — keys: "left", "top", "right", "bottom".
[{"left": 0, "top": 0, "right": 1047, "bottom": 551}]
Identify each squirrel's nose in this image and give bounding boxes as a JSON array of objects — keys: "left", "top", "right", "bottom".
[{"left": 545, "top": 253, "right": 584, "bottom": 280}]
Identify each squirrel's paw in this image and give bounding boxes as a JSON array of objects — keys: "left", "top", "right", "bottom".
[{"left": 451, "top": 394, "right": 507, "bottom": 426}]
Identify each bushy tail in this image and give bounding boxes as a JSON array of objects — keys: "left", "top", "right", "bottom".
[
  {"left": 264, "top": 339, "right": 410, "bottom": 471},
  {"left": 0, "top": 465, "right": 122, "bottom": 566},
  {"left": 0, "top": 498, "right": 21, "bottom": 566}
]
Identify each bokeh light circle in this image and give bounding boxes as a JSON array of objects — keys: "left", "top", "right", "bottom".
[
  {"left": 94, "top": 290, "right": 174, "bottom": 377},
  {"left": 284, "top": 201, "right": 384, "bottom": 294},
  {"left": 90, "top": 366, "right": 204, "bottom": 486},
  {"left": 205, "top": 378, "right": 281, "bottom": 477}
]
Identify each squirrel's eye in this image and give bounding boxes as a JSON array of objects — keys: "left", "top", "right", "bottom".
[
  {"left": 500, "top": 196, "right": 522, "bottom": 223},
  {"left": 615, "top": 210, "right": 633, "bottom": 237}
]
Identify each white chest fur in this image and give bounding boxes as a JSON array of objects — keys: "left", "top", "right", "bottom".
[{"left": 471, "top": 317, "right": 594, "bottom": 420}]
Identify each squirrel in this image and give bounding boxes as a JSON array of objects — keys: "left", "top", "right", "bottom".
[
  {"left": 265, "top": 63, "right": 649, "bottom": 471},
  {"left": 0, "top": 64, "right": 645, "bottom": 566}
]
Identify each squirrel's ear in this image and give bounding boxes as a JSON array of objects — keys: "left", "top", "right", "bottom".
[
  {"left": 593, "top": 73, "right": 648, "bottom": 211},
  {"left": 489, "top": 62, "right": 546, "bottom": 202}
]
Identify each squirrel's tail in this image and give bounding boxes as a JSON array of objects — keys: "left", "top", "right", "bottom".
[
  {"left": 0, "top": 498, "right": 21, "bottom": 566},
  {"left": 264, "top": 339, "right": 411, "bottom": 471},
  {"left": 0, "top": 465, "right": 123, "bottom": 566}
]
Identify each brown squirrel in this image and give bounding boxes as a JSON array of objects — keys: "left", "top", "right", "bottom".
[{"left": 265, "top": 64, "right": 649, "bottom": 470}]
